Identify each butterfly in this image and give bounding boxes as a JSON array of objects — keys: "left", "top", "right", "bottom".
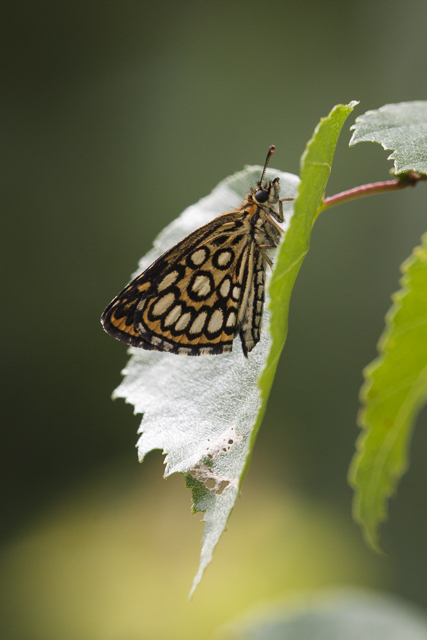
[{"left": 101, "top": 146, "right": 293, "bottom": 357}]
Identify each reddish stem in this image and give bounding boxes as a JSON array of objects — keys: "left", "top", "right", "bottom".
[{"left": 321, "top": 173, "right": 423, "bottom": 211}]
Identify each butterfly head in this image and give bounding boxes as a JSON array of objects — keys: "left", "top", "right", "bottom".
[{"left": 254, "top": 177, "right": 280, "bottom": 205}]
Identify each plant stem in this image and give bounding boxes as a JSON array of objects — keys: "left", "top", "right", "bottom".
[{"left": 321, "top": 173, "right": 424, "bottom": 211}]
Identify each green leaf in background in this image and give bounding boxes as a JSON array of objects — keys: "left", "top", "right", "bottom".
[
  {"left": 217, "top": 589, "right": 427, "bottom": 640},
  {"left": 350, "top": 234, "right": 427, "bottom": 550},
  {"left": 113, "top": 102, "right": 356, "bottom": 597},
  {"left": 349, "top": 101, "right": 427, "bottom": 175}
]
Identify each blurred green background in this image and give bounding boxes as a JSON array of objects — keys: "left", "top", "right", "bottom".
[{"left": 2, "top": 1, "right": 427, "bottom": 638}]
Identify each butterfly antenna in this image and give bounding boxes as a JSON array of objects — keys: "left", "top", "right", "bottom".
[{"left": 259, "top": 145, "right": 275, "bottom": 186}]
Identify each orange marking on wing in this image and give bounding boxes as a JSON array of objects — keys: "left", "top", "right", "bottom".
[
  {"left": 124, "top": 299, "right": 138, "bottom": 310},
  {"left": 146, "top": 318, "right": 162, "bottom": 332},
  {"left": 110, "top": 312, "right": 140, "bottom": 337}
]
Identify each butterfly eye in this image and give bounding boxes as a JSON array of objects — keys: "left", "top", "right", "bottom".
[{"left": 255, "top": 189, "right": 269, "bottom": 203}]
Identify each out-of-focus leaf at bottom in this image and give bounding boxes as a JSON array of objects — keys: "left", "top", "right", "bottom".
[{"left": 218, "top": 589, "right": 427, "bottom": 640}]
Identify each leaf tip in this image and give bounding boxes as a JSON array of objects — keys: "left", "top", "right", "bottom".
[
  {"left": 360, "top": 522, "right": 385, "bottom": 555},
  {"left": 350, "top": 486, "right": 385, "bottom": 555}
]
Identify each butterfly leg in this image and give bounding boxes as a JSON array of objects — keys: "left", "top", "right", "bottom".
[
  {"left": 278, "top": 197, "right": 294, "bottom": 218},
  {"left": 257, "top": 244, "right": 274, "bottom": 267}
]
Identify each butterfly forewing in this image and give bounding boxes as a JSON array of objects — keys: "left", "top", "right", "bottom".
[{"left": 101, "top": 210, "right": 261, "bottom": 355}]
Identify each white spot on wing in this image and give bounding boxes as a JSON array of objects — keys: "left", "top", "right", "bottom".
[
  {"left": 208, "top": 309, "right": 224, "bottom": 333},
  {"left": 136, "top": 321, "right": 148, "bottom": 334},
  {"left": 190, "top": 311, "right": 207, "bottom": 334},
  {"left": 226, "top": 311, "right": 236, "bottom": 327},
  {"left": 219, "top": 278, "right": 231, "bottom": 297},
  {"left": 191, "top": 249, "right": 207, "bottom": 265},
  {"left": 152, "top": 292, "right": 175, "bottom": 316},
  {"left": 175, "top": 312, "right": 191, "bottom": 331},
  {"left": 164, "top": 304, "right": 182, "bottom": 326},
  {"left": 192, "top": 275, "right": 212, "bottom": 297},
  {"left": 216, "top": 250, "right": 233, "bottom": 266},
  {"left": 178, "top": 346, "right": 192, "bottom": 355},
  {"left": 158, "top": 270, "right": 179, "bottom": 291}
]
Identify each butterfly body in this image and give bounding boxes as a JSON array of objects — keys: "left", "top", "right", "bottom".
[{"left": 101, "top": 148, "right": 291, "bottom": 357}]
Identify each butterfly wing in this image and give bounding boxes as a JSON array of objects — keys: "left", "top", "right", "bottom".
[
  {"left": 238, "top": 247, "right": 266, "bottom": 357},
  {"left": 101, "top": 210, "right": 264, "bottom": 355}
]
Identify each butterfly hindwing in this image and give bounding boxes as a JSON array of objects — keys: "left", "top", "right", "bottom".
[{"left": 239, "top": 248, "right": 265, "bottom": 357}]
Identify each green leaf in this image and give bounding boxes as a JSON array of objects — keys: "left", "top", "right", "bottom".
[
  {"left": 219, "top": 589, "right": 427, "bottom": 640},
  {"left": 349, "top": 101, "right": 427, "bottom": 174},
  {"left": 350, "top": 234, "right": 427, "bottom": 550},
  {"left": 113, "top": 102, "right": 356, "bottom": 597},
  {"left": 242, "top": 101, "right": 358, "bottom": 480}
]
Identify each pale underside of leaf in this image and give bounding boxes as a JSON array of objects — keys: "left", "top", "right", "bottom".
[
  {"left": 350, "top": 233, "right": 427, "bottom": 550},
  {"left": 349, "top": 101, "right": 427, "bottom": 175},
  {"left": 113, "top": 100, "right": 357, "bottom": 597},
  {"left": 114, "top": 166, "right": 299, "bottom": 597}
]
